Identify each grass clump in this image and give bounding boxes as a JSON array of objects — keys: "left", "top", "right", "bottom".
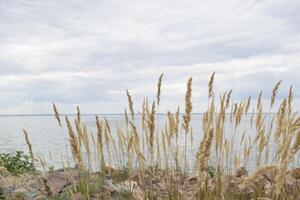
[{"left": 18, "top": 73, "right": 300, "bottom": 199}]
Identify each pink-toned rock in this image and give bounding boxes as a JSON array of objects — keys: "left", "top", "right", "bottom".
[
  {"left": 45, "top": 167, "right": 79, "bottom": 196},
  {"left": 46, "top": 173, "right": 69, "bottom": 196}
]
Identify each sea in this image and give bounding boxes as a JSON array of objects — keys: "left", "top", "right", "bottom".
[{"left": 0, "top": 114, "right": 299, "bottom": 171}]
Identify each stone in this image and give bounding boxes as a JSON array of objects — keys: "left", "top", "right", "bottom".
[
  {"left": 45, "top": 167, "right": 80, "bottom": 196},
  {"left": 71, "top": 192, "right": 84, "bottom": 200},
  {"left": 105, "top": 165, "right": 119, "bottom": 174},
  {"left": 288, "top": 168, "right": 300, "bottom": 180},
  {"left": 12, "top": 186, "right": 40, "bottom": 199},
  {"left": 236, "top": 167, "right": 248, "bottom": 177},
  {"left": 0, "top": 166, "right": 9, "bottom": 178},
  {"left": 187, "top": 175, "right": 198, "bottom": 182},
  {"left": 34, "top": 194, "right": 48, "bottom": 200},
  {"left": 261, "top": 167, "right": 278, "bottom": 182},
  {"left": 46, "top": 172, "right": 69, "bottom": 196},
  {"left": 0, "top": 175, "right": 27, "bottom": 194}
]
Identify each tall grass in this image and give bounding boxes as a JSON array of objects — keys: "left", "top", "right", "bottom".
[{"left": 23, "top": 73, "right": 300, "bottom": 199}]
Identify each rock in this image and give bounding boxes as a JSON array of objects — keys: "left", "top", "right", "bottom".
[
  {"left": 285, "top": 173, "right": 297, "bottom": 194},
  {"left": 236, "top": 167, "right": 248, "bottom": 177},
  {"left": 105, "top": 165, "right": 119, "bottom": 174},
  {"left": 187, "top": 175, "right": 198, "bottom": 182},
  {"left": 46, "top": 172, "right": 69, "bottom": 196},
  {"left": 0, "top": 175, "right": 27, "bottom": 194},
  {"left": 261, "top": 167, "right": 278, "bottom": 182},
  {"left": 288, "top": 168, "right": 300, "bottom": 180},
  {"left": 130, "top": 172, "right": 140, "bottom": 183},
  {"left": 0, "top": 174, "right": 42, "bottom": 199},
  {"left": 122, "top": 181, "right": 144, "bottom": 199},
  {"left": 109, "top": 180, "right": 144, "bottom": 199},
  {"left": 71, "top": 192, "right": 84, "bottom": 200},
  {"left": 45, "top": 167, "right": 80, "bottom": 196},
  {"left": 34, "top": 194, "right": 48, "bottom": 200},
  {"left": 12, "top": 186, "right": 40, "bottom": 199},
  {"left": 0, "top": 166, "right": 9, "bottom": 178}
]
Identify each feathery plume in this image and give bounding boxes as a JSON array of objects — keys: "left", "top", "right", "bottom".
[
  {"left": 225, "top": 89, "right": 233, "bottom": 109},
  {"left": 156, "top": 73, "right": 164, "bottom": 106},
  {"left": 208, "top": 72, "right": 215, "bottom": 98},
  {"left": 53, "top": 103, "right": 62, "bottom": 127},
  {"left": 183, "top": 77, "right": 193, "bottom": 133},
  {"left": 23, "top": 129, "right": 34, "bottom": 165},
  {"left": 126, "top": 89, "right": 134, "bottom": 121},
  {"left": 271, "top": 80, "right": 282, "bottom": 108},
  {"left": 76, "top": 106, "right": 81, "bottom": 124}
]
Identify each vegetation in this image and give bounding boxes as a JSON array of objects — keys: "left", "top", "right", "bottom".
[
  {"left": 0, "top": 151, "right": 35, "bottom": 175},
  {"left": 2, "top": 73, "right": 300, "bottom": 199}
]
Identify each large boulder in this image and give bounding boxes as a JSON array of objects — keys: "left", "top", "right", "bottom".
[{"left": 45, "top": 167, "right": 80, "bottom": 196}]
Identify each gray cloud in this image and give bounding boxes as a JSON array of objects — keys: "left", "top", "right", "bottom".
[{"left": 0, "top": 0, "right": 300, "bottom": 114}]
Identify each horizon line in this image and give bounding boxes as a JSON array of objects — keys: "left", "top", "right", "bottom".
[{"left": 0, "top": 112, "right": 283, "bottom": 116}]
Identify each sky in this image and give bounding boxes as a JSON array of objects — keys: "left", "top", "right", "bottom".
[{"left": 0, "top": 0, "right": 300, "bottom": 114}]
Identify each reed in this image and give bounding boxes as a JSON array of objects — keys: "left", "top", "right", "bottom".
[
  {"left": 208, "top": 72, "right": 215, "bottom": 98},
  {"left": 271, "top": 80, "right": 282, "bottom": 109},
  {"left": 23, "top": 129, "right": 34, "bottom": 165},
  {"left": 183, "top": 77, "right": 192, "bottom": 174},
  {"left": 53, "top": 103, "right": 62, "bottom": 127},
  {"left": 22, "top": 73, "right": 300, "bottom": 200},
  {"left": 156, "top": 73, "right": 164, "bottom": 106}
]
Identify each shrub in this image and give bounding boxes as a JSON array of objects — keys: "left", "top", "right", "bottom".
[{"left": 0, "top": 151, "right": 35, "bottom": 175}]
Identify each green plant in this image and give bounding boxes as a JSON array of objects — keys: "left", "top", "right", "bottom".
[
  {"left": 48, "top": 165, "right": 55, "bottom": 173},
  {"left": 0, "top": 151, "right": 35, "bottom": 175},
  {"left": 208, "top": 164, "right": 215, "bottom": 178}
]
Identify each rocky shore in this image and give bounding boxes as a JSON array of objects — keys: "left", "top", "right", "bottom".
[{"left": 0, "top": 165, "right": 300, "bottom": 200}]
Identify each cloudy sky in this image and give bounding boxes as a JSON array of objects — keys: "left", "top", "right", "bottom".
[{"left": 0, "top": 0, "right": 300, "bottom": 114}]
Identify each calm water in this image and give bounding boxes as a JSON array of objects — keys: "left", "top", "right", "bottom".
[{"left": 0, "top": 114, "right": 299, "bottom": 170}]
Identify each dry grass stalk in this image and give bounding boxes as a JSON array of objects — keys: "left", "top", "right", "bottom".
[
  {"left": 53, "top": 103, "right": 62, "bottom": 127},
  {"left": 245, "top": 96, "right": 251, "bottom": 114},
  {"left": 225, "top": 89, "right": 233, "bottom": 109},
  {"left": 270, "top": 80, "right": 282, "bottom": 108},
  {"left": 196, "top": 127, "right": 214, "bottom": 174},
  {"left": 124, "top": 109, "right": 129, "bottom": 127},
  {"left": 156, "top": 73, "right": 164, "bottom": 106},
  {"left": 95, "top": 115, "right": 105, "bottom": 172},
  {"left": 23, "top": 129, "right": 34, "bottom": 165},
  {"left": 275, "top": 99, "right": 287, "bottom": 142},
  {"left": 126, "top": 89, "right": 135, "bottom": 122},
  {"left": 77, "top": 106, "right": 81, "bottom": 124},
  {"left": 257, "top": 91, "right": 262, "bottom": 110},
  {"left": 175, "top": 106, "right": 180, "bottom": 138},
  {"left": 148, "top": 101, "right": 156, "bottom": 164},
  {"left": 215, "top": 92, "right": 226, "bottom": 156},
  {"left": 287, "top": 86, "right": 293, "bottom": 114},
  {"left": 274, "top": 113, "right": 300, "bottom": 197},
  {"left": 208, "top": 72, "right": 215, "bottom": 98},
  {"left": 183, "top": 77, "right": 193, "bottom": 134},
  {"left": 65, "top": 116, "right": 83, "bottom": 168},
  {"left": 95, "top": 116, "right": 103, "bottom": 150},
  {"left": 75, "top": 118, "right": 83, "bottom": 147}
]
